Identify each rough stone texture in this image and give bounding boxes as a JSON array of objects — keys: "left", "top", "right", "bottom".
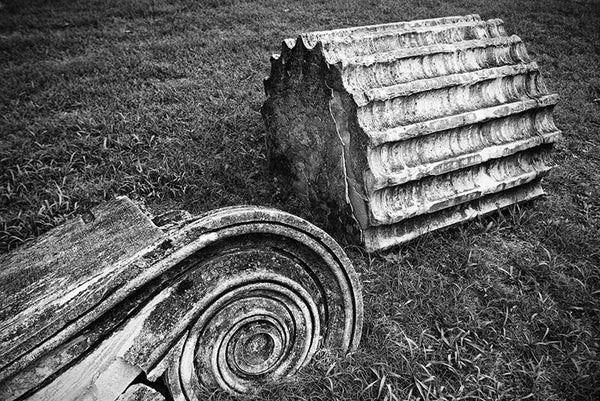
[
  {"left": 0, "top": 197, "right": 363, "bottom": 400},
  {"left": 262, "top": 14, "right": 561, "bottom": 251}
]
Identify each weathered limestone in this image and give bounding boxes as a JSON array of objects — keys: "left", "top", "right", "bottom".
[
  {"left": 0, "top": 197, "right": 363, "bottom": 399},
  {"left": 262, "top": 14, "right": 560, "bottom": 251}
]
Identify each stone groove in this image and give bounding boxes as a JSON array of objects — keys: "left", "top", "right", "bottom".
[
  {"left": 302, "top": 14, "right": 482, "bottom": 48},
  {"left": 357, "top": 72, "right": 546, "bottom": 132},
  {"left": 364, "top": 180, "right": 544, "bottom": 250},
  {"left": 365, "top": 107, "right": 558, "bottom": 190},
  {"left": 317, "top": 19, "right": 506, "bottom": 63},
  {"left": 369, "top": 149, "right": 551, "bottom": 226},
  {"left": 341, "top": 35, "right": 523, "bottom": 68},
  {"left": 344, "top": 38, "right": 530, "bottom": 96},
  {"left": 359, "top": 62, "right": 539, "bottom": 106},
  {"left": 365, "top": 93, "right": 558, "bottom": 146}
]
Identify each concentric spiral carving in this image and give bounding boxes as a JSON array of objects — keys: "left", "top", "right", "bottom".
[
  {"left": 161, "top": 207, "right": 363, "bottom": 396},
  {"left": 0, "top": 199, "right": 362, "bottom": 401}
]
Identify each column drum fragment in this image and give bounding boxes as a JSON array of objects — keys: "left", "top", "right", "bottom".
[{"left": 262, "top": 14, "right": 560, "bottom": 251}]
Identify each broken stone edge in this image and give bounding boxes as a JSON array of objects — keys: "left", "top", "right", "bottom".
[{"left": 262, "top": 14, "right": 561, "bottom": 252}]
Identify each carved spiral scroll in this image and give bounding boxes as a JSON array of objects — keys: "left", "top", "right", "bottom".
[
  {"left": 160, "top": 207, "right": 363, "bottom": 396},
  {"left": 0, "top": 204, "right": 361, "bottom": 400}
]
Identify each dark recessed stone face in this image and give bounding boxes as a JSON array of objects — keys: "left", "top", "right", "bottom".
[
  {"left": 262, "top": 14, "right": 560, "bottom": 252},
  {"left": 231, "top": 323, "right": 279, "bottom": 375}
]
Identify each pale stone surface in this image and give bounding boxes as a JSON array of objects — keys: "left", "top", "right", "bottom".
[
  {"left": 262, "top": 14, "right": 561, "bottom": 251},
  {"left": 116, "top": 384, "right": 165, "bottom": 401},
  {"left": 0, "top": 197, "right": 363, "bottom": 399}
]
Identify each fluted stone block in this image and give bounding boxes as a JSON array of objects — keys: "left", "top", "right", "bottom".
[
  {"left": 262, "top": 14, "right": 560, "bottom": 251},
  {"left": 0, "top": 197, "right": 362, "bottom": 399}
]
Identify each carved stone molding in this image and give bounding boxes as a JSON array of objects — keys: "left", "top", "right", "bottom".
[
  {"left": 0, "top": 197, "right": 363, "bottom": 399},
  {"left": 262, "top": 14, "right": 560, "bottom": 251}
]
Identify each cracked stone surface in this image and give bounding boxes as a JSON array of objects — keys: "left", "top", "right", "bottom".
[
  {"left": 262, "top": 14, "right": 560, "bottom": 251},
  {"left": 0, "top": 197, "right": 363, "bottom": 399}
]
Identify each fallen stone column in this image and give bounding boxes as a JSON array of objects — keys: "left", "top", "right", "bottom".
[
  {"left": 262, "top": 14, "right": 560, "bottom": 251},
  {"left": 0, "top": 197, "right": 363, "bottom": 399}
]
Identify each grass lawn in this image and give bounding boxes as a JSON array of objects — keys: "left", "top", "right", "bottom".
[{"left": 1, "top": 0, "right": 599, "bottom": 399}]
